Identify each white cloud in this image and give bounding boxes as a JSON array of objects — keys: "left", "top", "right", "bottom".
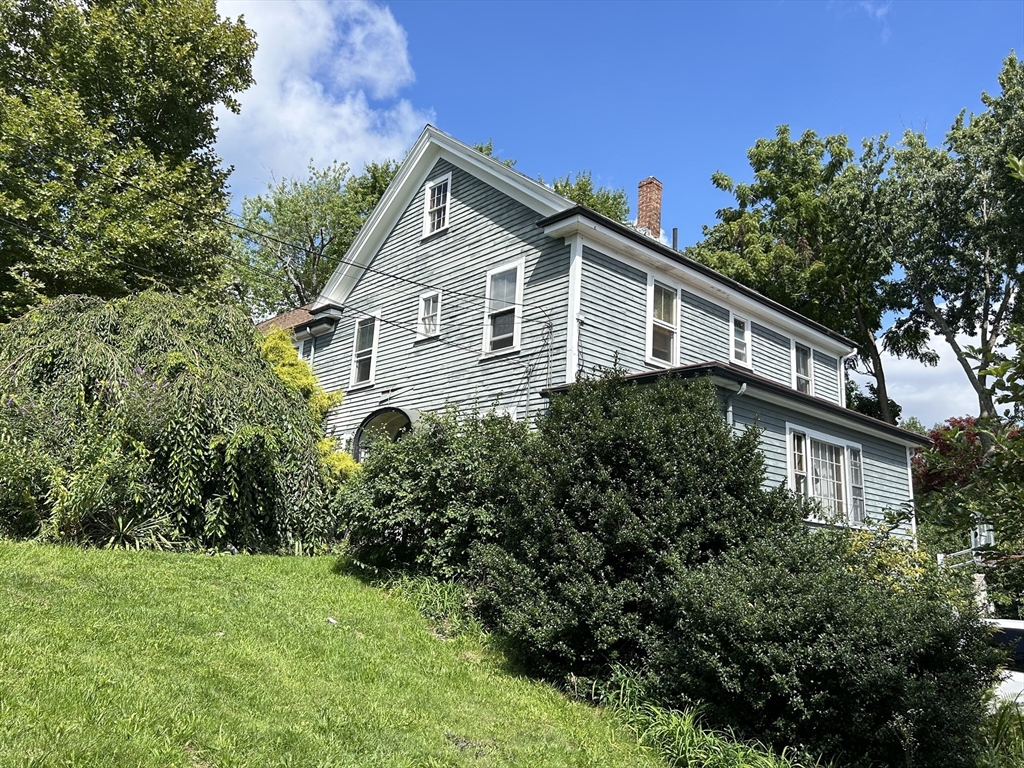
[
  {"left": 851, "top": 333, "right": 981, "bottom": 429},
  {"left": 215, "top": 0, "right": 433, "bottom": 204},
  {"left": 856, "top": 0, "right": 892, "bottom": 42}
]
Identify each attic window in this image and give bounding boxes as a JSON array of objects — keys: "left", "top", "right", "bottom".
[
  {"left": 732, "top": 315, "right": 750, "bottom": 367},
  {"left": 423, "top": 173, "right": 451, "bottom": 236}
]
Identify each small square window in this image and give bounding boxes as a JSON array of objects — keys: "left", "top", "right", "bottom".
[
  {"left": 423, "top": 173, "right": 451, "bottom": 236},
  {"left": 418, "top": 292, "right": 441, "bottom": 338}
]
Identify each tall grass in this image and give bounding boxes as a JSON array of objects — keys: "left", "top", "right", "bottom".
[
  {"left": 585, "top": 671, "right": 832, "bottom": 768},
  {"left": 979, "top": 698, "right": 1024, "bottom": 768}
]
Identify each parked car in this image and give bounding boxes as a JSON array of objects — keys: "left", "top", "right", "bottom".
[{"left": 990, "top": 618, "right": 1024, "bottom": 702}]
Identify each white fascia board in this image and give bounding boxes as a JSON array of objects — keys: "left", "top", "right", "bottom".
[
  {"left": 314, "top": 125, "right": 571, "bottom": 311},
  {"left": 710, "top": 375, "right": 926, "bottom": 449},
  {"left": 543, "top": 215, "right": 854, "bottom": 358}
]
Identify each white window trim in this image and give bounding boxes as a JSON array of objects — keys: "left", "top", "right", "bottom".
[
  {"left": 645, "top": 273, "right": 679, "bottom": 368},
  {"left": 730, "top": 311, "right": 752, "bottom": 369},
  {"left": 481, "top": 258, "right": 525, "bottom": 357},
  {"left": 791, "top": 339, "right": 814, "bottom": 397},
  {"left": 348, "top": 311, "right": 381, "bottom": 390},
  {"left": 422, "top": 171, "right": 452, "bottom": 238},
  {"left": 416, "top": 290, "right": 442, "bottom": 340},
  {"left": 785, "top": 423, "right": 866, "bottom": 527}
]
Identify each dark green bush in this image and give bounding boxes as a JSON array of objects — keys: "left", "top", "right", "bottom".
[
  {"left": 338, "top": 406, "right": 531, "bottom": 579},
  {"left": 470, "top": 373, "right": 801, "bottom": 678},
  {"left": 657, "top": 525, "right": 1000, "bottom": 768},
  {"left": 335, "top": 369, "right": 1001, "bottom": 767},
  {"left": 0, "top": 292, "right": 336, "bottom": 551}
]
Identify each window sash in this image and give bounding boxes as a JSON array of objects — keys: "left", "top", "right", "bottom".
[
  {"left": 419, "top": 293, "right": 440, "bottom": 337},
  {"left": 795, "top": 343, "right": 812, "bottom": 394},
  {"left": 486, "top": 265, "right": 520, "bottom": 352},
  {"left": 849, "top": 448, "right": 865, "bottom": 523},
  {"left": 650, "top": 282, "right": 676, "bottom": 363},
  {"left": 352, "top": 317, "right": 376, "bottom": 384},
  {"left": 427, "top": 179, "right": 449, "bottom": 233},
  {"left": 733, "top": 317, "right": 748, "bottom": 364}
]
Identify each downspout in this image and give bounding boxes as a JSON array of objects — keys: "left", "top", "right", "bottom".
[{"left": 725, "top": 383, "right": 747, "bottom": 427}]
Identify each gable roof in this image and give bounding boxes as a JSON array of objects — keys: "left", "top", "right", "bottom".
[{"left": 313, "top": 125, "right": 573, "bottom": 311}]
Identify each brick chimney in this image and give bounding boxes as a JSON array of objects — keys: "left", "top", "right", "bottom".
[{"left": 637, "top": 177, "right": 662, "bottom": 237}]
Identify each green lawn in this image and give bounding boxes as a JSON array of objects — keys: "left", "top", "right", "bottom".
[{"left": 0, "top": 542, "right": 662, "bottom": 768}]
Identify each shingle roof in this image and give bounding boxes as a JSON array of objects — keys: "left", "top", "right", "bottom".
[{"left": 256, "top": 304, "right": 314, "bottom": 333}]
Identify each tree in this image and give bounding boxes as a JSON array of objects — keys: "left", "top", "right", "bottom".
[
  {"left": 0, "top": 0, "right": 255, "bottom": 321},
  {"left": 887, "top": 53, "right": 1024, "bottom": 422},
  {"left": 688, "top": 127, "right": 929, "bottom": 424},
  {"left": 473, "top": 140, "right": 631, "bottom": 223},
  {"left": 232, "top": 159, "right": 399, "bottom": 317},
  {"left": 551, "top": 171, "right": 630, "bottom": 223},
  {"left": 0, "top": 292, "right": 340, "bottom": 551}
]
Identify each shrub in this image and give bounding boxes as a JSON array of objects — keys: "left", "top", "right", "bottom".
[
  {"left": 657, "top": 525, "right": 1000, "bottom": 768},
  {"left": 337, "top": 406, "right": 531, "bottom": 579},
  {"left": 470, "top": 373, "right": 802, "bottom": 678},
  {"left": 0, "top": 292, "right": 338, "bottom": 551}
]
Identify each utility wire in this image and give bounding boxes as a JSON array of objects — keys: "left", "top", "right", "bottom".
[
  {"left": 0, "top": 211, "right": 550, "bottom": 376},
  {"left": 0, "top": 130, "right": 556, "bottom": 325}
]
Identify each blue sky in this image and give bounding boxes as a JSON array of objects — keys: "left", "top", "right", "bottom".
[{"left": 215, "top": 0, "right": 1023, "bottom": 426}]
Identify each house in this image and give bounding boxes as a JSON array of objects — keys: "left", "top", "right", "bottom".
[{"left": 287, "top": 125, "right": 929, "bottom": 535}]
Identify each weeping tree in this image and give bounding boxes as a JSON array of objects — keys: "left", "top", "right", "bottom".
[{"left": 0, "top": 292, "right": 342, "bottom": 551}]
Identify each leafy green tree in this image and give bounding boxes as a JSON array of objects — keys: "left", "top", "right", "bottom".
[
  {"left": 887, "top": 53, "right": 1024, "bottom": 422},
  {"left": 551, "top": 171, "right": 630, "bottom": 223},
  {"left": 0, "top": 292, "right": 340, "bottom": 552},
  {"left": 0, "top": 0, "right": 255, "bottom": 321},
  {"left": 688, "top": 127, "right": 929, "bottom": 424},
  {"left": 232, "top": 159, "right": 399, "bottom": 317},
  {"left": 473, "top": 140, "right": 630, "bottom": 223}
]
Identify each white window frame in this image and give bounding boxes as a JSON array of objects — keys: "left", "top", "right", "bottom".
[
  {"left": 646, "top": 274, "right": 679, "bottom": 367},
  {"left": 786, "top": 423, "right": 865, "bottom": 526},
  {"left": 422, "top": 172, "right": 452, "bottom": 238},
  {"left": 416, "top": 290, "right": 442, "bottom": 340},
  {"left": 348, "top": 311, "right": 380, "bottom": 390},
  {"left": 792, "top": 339, "right": 814, "bottom": 396},
  {"left": 481, "top": 258, "right": 525, "bottom": 357},
  {"left": 730, "top": 312, "right": 752, "bottom": 368}
]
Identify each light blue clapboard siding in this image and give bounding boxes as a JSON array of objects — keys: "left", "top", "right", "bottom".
[
  {"left": 731, "top": 396, "right": 913, "bottom": 536},
  {"left": 813, "top": 350, "right": 841, "bottom": 405},
  {"left": 314, "top": 158, "right": 570, "bottom": 438},
  {"left": 680, "top": 289, "right": 729, "bottom": 365},
  {"left": 577, "top": 246, "right": 647, "bottom": 372},
  {"left": 752, "top": 322, "right": 791, "bottom": 386}
]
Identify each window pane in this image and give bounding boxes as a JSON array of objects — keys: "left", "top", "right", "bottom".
[
  {"left": 734, "top": 339, "right": 747, "bottom": 363},
  {"left": 652, "top": 325, "right": 673, "bottom": 362},
  {"left": 489, "top": 268, "right": 517, "bottom": 311},
  {"left": 430, "top": 180, "right": 447, "bottom": 209},
  {"left": 430, "top": 207, "right": 445, "bottom": 231},
  {"left": 422, "top": 315, "right": 437, "bottom": 336},
  {"left": 850, "top": 449, "right": 863, "bottom": 487},
  {"left": 797, "top": 376, "right": 811, "bottom": 394},
  {"left": 354, "top": 356, "right": 372, "bottom": 382},
  {"left": 796, "top": 344, "right": 810, "bottom": 377},
  {"left": 491, "top": 309, "right": 515, "bottom": 349},
  {"left": 301, "top": 339, "right": 314, "bottom": 360},
  {"left": 653, "top": 283, "right": 675, "bottom": 323},
  {"left": 734, "top": 318, "right": 746, "bottom": 341},
  {"left": 356, "top": 318, "right": 375, "bottom": 351}
]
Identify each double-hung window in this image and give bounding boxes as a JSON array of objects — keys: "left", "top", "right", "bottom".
[
  {"left": 794, "top": 342, "right": 812, "bottom": 394},
  {"left": 417, "top": 291, "right": 441, "bottom": 339},
  {"left": 423, "top": 173, "right": 451, "bottom": 236},
  {"left": 649, "top": 280, "right": 677, "bottom": 365},
  {"left": 484, "top": 260, "right": 523, "bottom": 354},
  {"left": 790, "top": 426, "right": 865, "bottom": 525},
  {"left": 350, "top": 314, "right": 379, "bottom": 387},
  {"left": 732, "top": 315, "right": 750, "bottom": 367}
]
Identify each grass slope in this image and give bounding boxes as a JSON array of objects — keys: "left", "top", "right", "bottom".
[{"left": 0, "top": 542, "right": 662, "bottom": 768}]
